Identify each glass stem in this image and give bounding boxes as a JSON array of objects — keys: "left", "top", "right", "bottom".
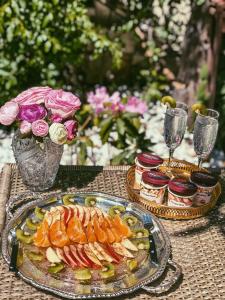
[
  {"left": 198, "top": 157, "right": 203, "bottom": 168},
  {"left": 168, "top": 149, "right": 174, "bottom": 167}
]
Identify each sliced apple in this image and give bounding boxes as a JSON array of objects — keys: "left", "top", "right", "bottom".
[
  {"left": 90, "top": 207, "right": 97, "bottom": 218},
  {"left": 50, "top": 208, "right": 61, "bottom": 224},
  {"left": 44, "top": 211, "right": 53, "bottom": 227},
  {"left": 83, "top": 207, "right": 91, "bottom": 227},
  {"left": 63, "top": 246, "right": 78, "bottom": 268},
  {"left": 76, "top": 244, "right": 94, "bottom": 268},
  {"left": 69, "top": 245, "right": 87, "bottom": 267},
  {"left": 95, "top": 207, "right": 103, "bottom": 218},
  {"left": 56, "top": 248, "right": 70, "bottom": 266},
  {"left": 76, "top": 205, "right": 85, "bottom": 224},
  {"left": 121, "top": 239, "right": 138, "bottom": 252},
  {"left": 88, "top": 243, "right": 105, "bottom": 261},
  {"left": 46, "top": 247, "right": 61, "bottom": 263},
  {"left": 112, "top": 243, "right": 134, "bottom": 258},
  {"left": 63, "top": 206, "right": 74, "bottom": 225},
  {"left": 104, "top": 244, "right": 122, "bottom": 263},
  {"left": 83, "top": 244, "right": 102, "bottom": 267},
  {"left": 93, "top": 242, "right": 113, "bottom": 263}
]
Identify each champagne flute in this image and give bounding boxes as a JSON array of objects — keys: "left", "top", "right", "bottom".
[
  {"left": 164, "top": 106, "right": 188, "bottom": 166},
  {"left": 193, "top": 109, "right": 219, "bottom": 167}
]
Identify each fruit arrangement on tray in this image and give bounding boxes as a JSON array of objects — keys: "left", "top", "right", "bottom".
[{"left": 15, "top": 195, "right": 150, "bottom": 283}]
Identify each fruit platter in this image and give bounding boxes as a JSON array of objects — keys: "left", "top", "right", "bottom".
[{"left": 2, "top": 192, "right": 181, "bottom": 299}]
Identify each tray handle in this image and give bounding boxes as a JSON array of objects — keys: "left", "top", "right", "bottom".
[{"left": 142, "top": 259, "right": 182, "bottom": 294}]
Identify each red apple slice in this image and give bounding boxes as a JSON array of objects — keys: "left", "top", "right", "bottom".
[
  {"left": 75, "top": 205, "right": 85, "bottom": 224},
  {"left": 63, "top": 246, "right": 78, "bottom": 268},
  {"left": 104, "top": 244, "right": 122, "bottom": 263},
  {"left": 56, "top": 248, "right": 70, "bottom": 266},
  {"left": 88, "top": 243, "right": 105, "bottom": 261},
  {"left": 95, "top": 207, "right": 103, "bottom": 218},
  {"left": 45, "top": 211, "right": 53, "bottom": 227},
  {"left": 83, "top": 207, "right": 91, "bottom": 227},
  {"left": 69, "top": 245, "right": 86, "bottom": 267},
  {"left": 93, "top": 242, "right": 113, "bottom": 263},
  {"left": 83, "top": 244, "right": 102, "bottom": 267},
  {"left": 76, "top": 244, "right": 93, "bottom": 268},
  {"left": 112, "top": 243, "right": 134, "bottom": 258},
  {"left": 63, "top": 206, "right": 74, "bottom": 225}
]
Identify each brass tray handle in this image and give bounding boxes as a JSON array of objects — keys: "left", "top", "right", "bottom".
[{"left": 142, "top": 259, "right": 182, "bottom": 294}]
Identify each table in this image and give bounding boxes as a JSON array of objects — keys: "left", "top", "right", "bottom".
[{"left": 0, "top": 164, "right": 225, "bottom": 300}]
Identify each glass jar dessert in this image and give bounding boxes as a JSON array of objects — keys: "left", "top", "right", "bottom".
[
  {"left": 167, "top": 178, "right": 197, "bottom": 207},
  {"left": 135, "top": 153, "right": 163, "bottom": 187},
  {"left": 140, "top": 170, "right": 170, "bottom": 204},
  {"left": 190, "top": 171, "right": 218, "bottom": 206}
]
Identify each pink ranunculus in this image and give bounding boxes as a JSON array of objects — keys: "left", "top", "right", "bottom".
[
  {"left": 20, "top": 120, "right": 32, "bottom": 135},
  {"left": 32, "top": 119, "right": 49, "bottom": 137},
  {"left": 45, "top": 89, "right": 81, "bottom": 119},
  {"left": 0, "top": 101, "right": 19, "bottom": 125},
  {"left": 125, "top": 96, "right": 148, "bottom": 114},
  {"left": 64, "top": 120, "right": 78, "bottom": 140},
  {"left": 50, "top": 114, "right": 63, "bottom": 123},
  {"left": 13, "top": 86, "right": 52, "bottom": 105},
  {"left": 18, "top": 104, "right": 47, "bottom": 123},
  {"left": 87, "top": 87, "right": 110, "bottom": 114}
]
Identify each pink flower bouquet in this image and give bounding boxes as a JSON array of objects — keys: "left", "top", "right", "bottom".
[{"left": 0, "top": 87, "right": 81, "bottom": 145}]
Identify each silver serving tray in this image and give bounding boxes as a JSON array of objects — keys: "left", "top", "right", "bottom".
[{"left": 2, "top": 192, "right": 181, "bottom": 298}]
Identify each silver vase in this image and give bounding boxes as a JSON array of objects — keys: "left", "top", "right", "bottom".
[{"left": 12, "top": 130, "right": 63, "bottom": 191}]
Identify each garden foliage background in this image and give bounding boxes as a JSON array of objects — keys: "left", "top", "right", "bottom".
[{"left": 0, "top": 0, "right": 224, "bottom": 165}]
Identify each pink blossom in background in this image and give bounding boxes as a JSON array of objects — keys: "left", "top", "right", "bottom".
[
  {"left": 125, "top": 96, "right": 148, "bottom": 114},
  {"left": 110, "top": 91, "right": 120, "bottom": 104},
  {"left": 64, "top": 120, "right": 78, "bottom": 140},
  {"left": 0, "top": 101, "right": 19, "bottom": 125},
  {"left": 18, "top": 104, "right": 47, "bottom": 123},
  {"left": 13, "top": 86, "right": 52, "bottom": 105},
  {"left": 32, "top": 119, "right": 49, "bottom": 137},
  {"left": 110, "top": 102, "right": 125, "bottom": 113},
  {"left": 45, "top": 89, "right": 81, "bottom": 118},
  {"left": 87, "top": 87, "right": 110, "bottom": 114},
  {"left": 20, "top": 120, "right": 32, "bottom": 135},
  {"left": 50, "top": 114, "right": 63, "bottom": 123}
]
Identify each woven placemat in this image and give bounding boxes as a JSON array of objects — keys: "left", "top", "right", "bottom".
[{"left": 0, "top": 164, "right": 225, "bottom": 300}]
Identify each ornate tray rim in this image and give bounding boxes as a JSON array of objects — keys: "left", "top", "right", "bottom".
[
  {"left": 126, "top": 159, "right": 222, "bottom": 220},
  {"left": 2, "top": 191, "right": 176, "bottom": 299}
]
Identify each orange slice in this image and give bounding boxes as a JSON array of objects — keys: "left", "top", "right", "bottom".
[
  {"left": 112, "top": 215, "right": 132, "bottom": 238},
  {"left": 33, "top": 219, "right": 50, "bottom": 247},
  {"left": 93, "top": 215, "right": 107, "bottom": 244},
  {"left": 49, "top": 219, "right": 70, "bottom": 247},
  {"left": 67, "top": 216, "right": 87, "bottom": 244},
  {"left": 86, "top": 222, "right": 97, "bottom": 243}
]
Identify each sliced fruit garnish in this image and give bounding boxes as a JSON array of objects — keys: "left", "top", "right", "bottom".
[
  {"left": 48, "top": 262, "right": 64, "bottom": 274},
  {"left": 93, "top": 215, "right": 107, "bottom": 243},
  {"left": 49, "top": 216, "right": 70, "bottom": 248},
  {"left": 191, "top": 103, "right": 206, "bottom": 114},
  {"left": 133, "top": 239, "right": 150, "bottom": 250},
  {"left": 132, "top": 228, "right": 149, "bottom": 238},
  {"left": 83, "top": 207, "right": 91, "bottom": 228},
  {"left": 70, "top": 245, "right": 87, "bottom": 267},
  {"left": 106, "top": 228, "right": 115, "bottom": 244},
  {"left": 85, "top": 196, "right": 97, "bottom": 207},
  {"left": 108, "top": 205, "right": 125, "bottom": 217},
  {"left": 161, "top": 96, "right": 176, "bottom": 108},
  {"left": 86, "top": 222, "right": 97, "bottom": 243},
  {"left": 26, "top": 250, "right": 44, "bottom": 261},
  {"left": 17, "top": 247, "right": 24, "bottom": 267},
  {"left": 121, "top": 239, "right": 138, "bottom": 251},
  {"left": 83, "top": 244, "right": 102, "bottom": 267},
  {"left": 46, "top": 247, "right": 61, "bottom": 263},
  {"left": 74, "top": 268, "right": 91, "bottom": 281},
  {"left": 33, "top": 219, "right": 50, "bottom": 247},
  {"left": 99, "top": 263, "right": 115, "bottom": 280},
  {"left": 34, "top": 207, "right": 46, "bottom": 220},
  {"left": 25, "top": 218, "right": 40, "bottom": 231},
  {"left": 67, "top": 216, "right": 87, "bottom": 244},
  {"left": 105, "top": 244, "right": 122, "bottom": 264},
  {"left": 16, "top": 229, "right": 33, "bottom": 244},
  {"left": 112, "top": 215, "right": 132, "bottom": 238},
  {"left": 77, "top": 244, "right": 94, "bottom": 268},
  {"left": 127, "top": 259, "right": 138, "bottom": 272},
  {"left": 76, "top": 205, "right": 85, "bottom": 224},
  {"left": 88, "top": 243, "right": 105, "bottom": 261},
  {"left": 112, "top": 243, "right": 134, "bottom": 258},
  {"left": 122, "top": 215, "right": 138, "bottom": 227},
  {"left": 93, "top": 242, "right": 113, "bottom": 263},
  {"left": 63, "top": 245, "right": 78, "bottom": 268},
  {"left": 56, "top": 248, "right": 71, "bottom": 266},
  {"left": 63, "top": 206, "right": 74, "bottom": 225},
  {"left": 62, "top": 194, "right": 76, "bottom": 206}
]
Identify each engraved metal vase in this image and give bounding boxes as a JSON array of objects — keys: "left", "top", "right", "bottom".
[{"left": 12, "top": 130, "right": 63, "bottom": 191}]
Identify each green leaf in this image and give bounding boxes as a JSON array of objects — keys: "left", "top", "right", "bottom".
[
  {"left": 111, "top": 150, "right": 130, "bottom": 165},
  {"left": 77, "top": 142, "right": 87, "bottom": 165},
  {"left": 132, "top": 118, "right": 141, "bottom": 130},
  {"left": 99, "top": 117, "right": 114, "bottom": 144},
  {"left": 116, "top": 118, "right": 126, "bottom": 135},
  {"left": 123, "top": 118, "right": 138, "bottom": 137}
]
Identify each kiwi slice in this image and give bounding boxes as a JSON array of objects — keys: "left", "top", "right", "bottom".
[
  {"left": 133, "top": 239, "right": 150, "bottom": 250},
  {"left": 26, "top": 250, "right": 44, "bottom": 261},
  {"left": 99, "top": 263, "right": 115, "bottom": 280},
  {"left": 34, "top": 207, "right": 45, "bottom": 220},
  {"left": 85, "top": 196, "right": 97, "bottom": 207},
  {"left": 16, "top": 229, "right": 33, "bottom": 244},
  {"left": 26, "top": 218, "right": 40, "bottom": 231},
  {"left": 191, "top": 103, "right": 206, "bottom": 114},
  {"left": 132, "top": 228, "right": 149, "bottom": 238},
  {"left": 62, "top": 194, "right": 76, "bottom": 206},
  {"left": 123, "top": 215, "right": 138, "bottom": 226},
  {"left": 17, "top": 248, "right": 24, "bottom": 267},
  {"left": 74, "top": 268, "right": 92, "bottom": 282},
  {"left": 109, "top": 205, "right": 125, "bottom": 217},
  {"left": 161, "top": 96, "right": 176, "bottom": 108},
  {"left": 127, "top": 259, "right": 138, "bottom": 272},
  {"left": 48, "top": 263, "right": 64, "bottom": 274}
]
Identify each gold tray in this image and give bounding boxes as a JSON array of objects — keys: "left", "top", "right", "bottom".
[{"left": 126, "top": 159, "right": 222, "bottom": 220}]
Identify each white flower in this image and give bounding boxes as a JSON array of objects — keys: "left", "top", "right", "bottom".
[{"left": 49, "top": 123, "right": 67, "bottom": 145}]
